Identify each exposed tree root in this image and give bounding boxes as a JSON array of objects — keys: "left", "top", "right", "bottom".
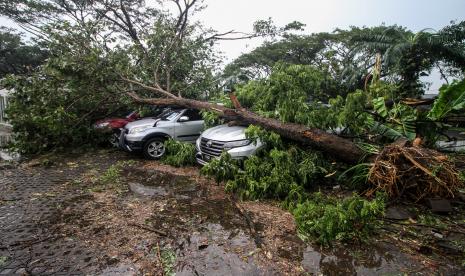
[{"left": 366, "top": 145, "right": 463, "bottom": 201}]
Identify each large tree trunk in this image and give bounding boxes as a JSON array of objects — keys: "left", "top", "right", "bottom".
[{"left": 128, "top": 93, "right": 364, "bottom": 164}]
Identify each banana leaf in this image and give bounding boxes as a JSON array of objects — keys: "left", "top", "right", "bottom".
[{"left": 428, "top": 79, "right": 465, "bottom": 121}]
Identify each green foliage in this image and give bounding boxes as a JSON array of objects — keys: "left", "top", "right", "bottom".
[
  {"left": 200, "top": 110, "right": 224, "bottom": 129},
  {"left": 161, "top": 139, "right": 196, "bottom": 167},
  {"left": 98, "top": 164, "right": 122, "bottom": 186},
  {"left": 428, "top": 79, "right": 465, "bottom": 121},
  {"left": 292, "top": 193, "right": 385, "bottom": 245},
  {"left": 372, "top": 97, "right": 388, "bottom": 118},
  {"left": 368, "top": 82, "right": 398, "bottom": 99},
  {"left": 200, "top": 152, "right": 240, "bottom": 183},
  {"left": 1, "top": 2, "right": 220, "bottom": 153},
  {"left": 0, "top": 27, "right": 48, "bottom": 78},
  {"left": 226, "top": 147, "right": 329, "bottom": 202},
  {"left": 2, "top": 23, "right": 131, "bottom": 154},
  {"left": 201, "top": 127, "right": 330, "bottom": 203},
  {"left": 353, "top": 23, "right": 465, "bottom": 97},
  {"left": 160, "top": 248, "right": 176, "bottom": 276},
  {"left": 236, "top": 64, "right": 332, "bottom": 118},
  {"left": 338, "top": 163, "right": 372, "bottom": 190},
  {"left": 245, "top": 125, "right": 282, "bottom": 149},
  {"left": 198, "top": 126, "right": 386, "bottom": 245}
]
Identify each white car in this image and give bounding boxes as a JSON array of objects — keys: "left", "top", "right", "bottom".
[{"left": 195, "top": 124, "right": 263, "bottom": 165}]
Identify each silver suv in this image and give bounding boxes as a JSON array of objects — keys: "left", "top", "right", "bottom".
[
  {"left": 195, "top": 124, "right": 263, "bottom": 165},
  {"left": 120, "top": 108, "right": 204, "bottom": 159}
]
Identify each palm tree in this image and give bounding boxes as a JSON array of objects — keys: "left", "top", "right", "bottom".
[{"left": 353, "top": 22, "right": 465, "bottom": 98}]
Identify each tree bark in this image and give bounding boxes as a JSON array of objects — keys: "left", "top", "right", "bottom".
[{"left": 128, "top": 92, "right": 364, "bottom": 164}]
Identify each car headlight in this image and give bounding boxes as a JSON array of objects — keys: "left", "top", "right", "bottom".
[
  {"left": 196, "top": 136, "right": 201, "bottom": 150},
  {"left": 129, "top": 125, "right": 151, "bottom": 134},
  {"left": 95, "top": 122, "right": 110, "bottom": 129},
  {"left": 223, "top": 139, "right": 251, "bottom": 149}
]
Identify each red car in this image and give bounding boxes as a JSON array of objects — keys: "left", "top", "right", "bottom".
[{"left": 94, "top": 111, "right": 140, "bottom": 147}]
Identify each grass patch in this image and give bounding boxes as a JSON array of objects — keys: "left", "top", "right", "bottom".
[
  {"left": 87, "top": 160, "right": 137, "bottom": 194},
  {"left": 157, "top": 247, "right": 176, "bottom": 276}
]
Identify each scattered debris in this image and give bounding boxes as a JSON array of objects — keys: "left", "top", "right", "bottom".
[
  {"left": 367, "top": 145, "right": 463, "bottom": 201},
  {"left": 128, "top": 223, "right": 168, "bottom": 237}
]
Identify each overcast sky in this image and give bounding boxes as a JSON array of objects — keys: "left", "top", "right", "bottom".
[
  {"left": 195, "top": 0, "right": 465, "bottom": 62},
  {"left": 1, "top": 0, "right": 464, "bottom": 92},
  {"left": 196, "top": 0, "right": 465, "bottom": 92}
]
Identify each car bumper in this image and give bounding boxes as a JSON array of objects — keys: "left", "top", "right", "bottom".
[
  {"left": 119, "top": 131, "right": 143, "bottom": 152},
  {"left": 195, "top": 146, "right": 258, "bottom": 166}
]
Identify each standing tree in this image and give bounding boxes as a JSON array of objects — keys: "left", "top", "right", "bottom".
[
  {"left": 353, "top": 23, "right": 465, "bottom": 98},
  {"left": 0, "top": 28, "right": 48, "bottom": 78}
]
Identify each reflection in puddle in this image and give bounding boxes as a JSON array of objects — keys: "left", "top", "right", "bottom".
[
  {"left": 176, "top": 223, "right": 265, "bottom": 276},
  {"left": 301, "top": 242, "right": 425, "bottom": 275},
  {"left": 128, "top": 182, "right": 168, "bottom": 196}
]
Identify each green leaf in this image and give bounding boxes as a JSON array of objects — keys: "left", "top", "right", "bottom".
[
  {"left": 372, "top": 97, "right": 388, "bottom": 118},
  {"left": 428, "top": 79, "right": 465, "bottom": 121}
]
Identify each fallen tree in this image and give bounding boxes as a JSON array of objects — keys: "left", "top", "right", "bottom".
[
  {"left": 127, "top": 89, "right": 463, "bottom": 200},
  {"left": 127, "top": 91, "right": 364, "bottom": 164}
]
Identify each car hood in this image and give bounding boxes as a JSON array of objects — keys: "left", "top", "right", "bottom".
[
  {"left": 201, "top": 124, "right": 247, "bottom": 141},
  {"left": 95, "top": 118, "right": 126, "bottom": 124},
  {"left": 125, "top": 118, "right": 160, "bottom": 129}
]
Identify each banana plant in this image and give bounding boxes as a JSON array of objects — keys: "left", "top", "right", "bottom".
[
  {"left": 371, "top": 97, "right": 417, "bottom": 140},
  {"left": 428, "top": 79, "right": 465, "bottom": 121}
]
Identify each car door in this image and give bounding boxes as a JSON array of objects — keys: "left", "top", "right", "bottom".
[{"left": 174, "top": 109, "right": 204, "bottom": 143}]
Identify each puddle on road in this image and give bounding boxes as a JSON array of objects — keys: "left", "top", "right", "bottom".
[
  {"left": 175, "top": 223, "right": 266, "bottom": 275},
  {"left": 123, "top": 169, "right": 269, "bottom": 274},
  {"left": 301, "top": 242, "right": 425, "bottom": 275},
  {"left": 122, "top": 168, "right": 457, "bottom": 275}
]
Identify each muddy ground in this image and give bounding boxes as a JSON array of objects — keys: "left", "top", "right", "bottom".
[{"left": 1, "top": 149, "right": 464, "bottom": 275}]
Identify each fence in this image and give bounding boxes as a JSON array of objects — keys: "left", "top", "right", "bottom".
[
  {"left": 0, "top": 94, "right": 8, "bottom": 123},
  {"left": 0, "top": 89, "right": 12, "bottom": 148}
]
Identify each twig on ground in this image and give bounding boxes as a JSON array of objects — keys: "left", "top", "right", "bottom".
[{"left": 128, "top": 223, "right": 168, "bottom": 236}]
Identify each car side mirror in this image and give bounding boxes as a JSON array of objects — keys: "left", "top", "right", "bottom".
[{"left": 179, "top": 116, "right": 189, "bottom": 122}]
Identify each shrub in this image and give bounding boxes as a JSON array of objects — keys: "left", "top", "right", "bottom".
[
  {"left": 292, "top": 193, "right": 385, "bottom": 245},
  {"left": 161, "top": 139, "right": 197, "bottom": 167}
]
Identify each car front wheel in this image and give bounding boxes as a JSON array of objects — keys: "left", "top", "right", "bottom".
[
  {"left": 109, "top": 133, "right": 120, "bottom": 148},
  {"left": 143, "top": 138, "right": 166, "bottom": 160}
]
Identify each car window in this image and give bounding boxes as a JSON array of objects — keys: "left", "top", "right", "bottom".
[
  {"left": 162, "top": 110, "right": 181, "bottom": 121},
  {"left": 182, "top": 109, "right": 202, "bottom": 121}
]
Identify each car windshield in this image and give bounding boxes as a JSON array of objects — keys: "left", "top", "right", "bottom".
[
  {"left": 125, "top": 111, "right": 137, "bottom": 119},
  {"left": 154, "top": 108, "right": 173, "bottom": 119},
  {"left": 161, "top": 110, "right": 181, "bottom": 121}
]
